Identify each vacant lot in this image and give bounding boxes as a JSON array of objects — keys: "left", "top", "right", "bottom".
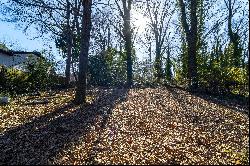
[{"left": 0, "top": 87, "right": 249, "bottom": 165}]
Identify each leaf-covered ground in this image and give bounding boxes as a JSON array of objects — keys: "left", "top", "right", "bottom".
[{"left": 0, "top": 87, "right": 249, "bottom": 165}]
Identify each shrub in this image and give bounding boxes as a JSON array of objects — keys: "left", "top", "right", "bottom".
[
  {"left": 0, "top": 66, "right": 29, "bottom": 95},
  {"left": 0, "top": 57, "right": 59, "bottom": 95}
]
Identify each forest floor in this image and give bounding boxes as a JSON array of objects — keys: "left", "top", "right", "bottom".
[{"left": 0, "top": 87, "right": 249, "bottom": 165}]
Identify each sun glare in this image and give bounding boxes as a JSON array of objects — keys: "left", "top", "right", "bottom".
[{"left": 132, "top": 10, "right": 149, "bottom": 33}]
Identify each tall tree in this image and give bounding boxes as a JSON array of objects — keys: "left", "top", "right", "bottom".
[
  {"left": 178, "top": 0, "right": 199, "bottom": 89},
  {"left": 91, "top": 10, "right": 113, "bottom": 53},
  {"left": 165, "top": 44, "right": 172, "bottom": 82},
  {"left": 145, "top": 0, "right": 175, "bottom": 82},
  {"left": 74, "top": 0, "right": 92, "bottom": 104},
  {"left": 224, "top": 0, "right": 243, "bottom": 67},
  {"left": 65, "top": 0, "right": 73, "bottom": 86},
  {"left": 114, "top": 0, "right": 133, "bottom": 87}
]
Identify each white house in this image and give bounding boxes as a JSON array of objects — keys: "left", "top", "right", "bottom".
[{"left": 0, "top": 49, "right": 43, "bottom": 70}]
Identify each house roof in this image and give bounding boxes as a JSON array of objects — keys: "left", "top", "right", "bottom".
[
  {"left": 0, "top": 49, "right": 13, "bottom": 56},
  {"left": 0, "top": 49, "right": 44, "bottom": 59}
]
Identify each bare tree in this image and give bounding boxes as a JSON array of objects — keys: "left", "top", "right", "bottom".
[
  {"left": 74, "top": 0, "right": 93, "bottom": 104},
  {"left": 224, "top": 0, "right": 247, "bottom": 67},
  {"left": 144, "top": 0, "right": 175, "bottom": 82},
  {"left": 178, "top": 0, "right": 199, "bottom": 89},
  {"left": 91, "top": 10, "right": 113, "bottom": 53},
  {"left": 114, "top": 0, "right": 133, "bottom": 87},
  {"left": 65, "top": 0, "right": 73, "bottom": 86}
]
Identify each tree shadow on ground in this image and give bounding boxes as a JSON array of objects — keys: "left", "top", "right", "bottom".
[
  {"left": 0, "top": 87, "right": 129, "bottom": 165},
  {"left": 165, "top": 86, "right": 249, "bottom": 164},
  {"left": 168, "top": 85, "right": 249, "bottom": 116},
  {"left": 191, "top": 92, "right": 249, "bottom": 116},
  {"left": 165, "top": 86, "right": 249, "bottom": 131}
]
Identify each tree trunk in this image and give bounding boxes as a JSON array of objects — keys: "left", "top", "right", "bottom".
[
  {"left": 72, "top": 62, "right": 78, "bottom": 82},
  {"left": 187, "top": 37, "right": 198, "bottom": 88},
  {"left": 227, "top": 0, "right": 233, "bottom": 43},
  {"left": 226, "top": 0, "right": 242, "bottom": 67},
  {"left": 154, "top": 45, "right": 163, "bottom": 82},
  {"left": 124, "top": 30, "right": 133, "bottom": 87},
  {"left": 188, "top": 0, "right": 198, "bottom": 89},
  {"left": 65, "top": 0, "right": 72, "bottom": 87},
  {"left": 149, "top": 41, "right": 152, "bottom": 63},
  {"left": 74, "top": 0, "right": 92, "bottom": 104},
  {"left": 107, "top": 27, "right": 111, "bottom": 49},
  {"left": 179, "top": 0, "right": 198, "bottom": 89},
  {"left": 165, "top": 45, "right": 172, "bottom": 81},
  {"left": 65, "top": 51, "right": 72, "bottom": 86},
  {"left": 123, "top": 0, "right": 133, "bottom": 87}
]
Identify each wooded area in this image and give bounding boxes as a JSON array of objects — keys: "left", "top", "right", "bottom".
[
  {"left": 0, "top": 0, "right": 249, "bottom": 165},
  {"left": 0, "top": 0, "right": 248, "bottom": 101}
]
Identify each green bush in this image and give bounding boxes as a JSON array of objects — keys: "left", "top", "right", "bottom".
[
  {"left": 0, "top": 67, "right": 29, "bottom": 95},
  {"left": 0, "top": 57, "right": 59, "bottom": 95},
  {"left": 173, "top": 41, "right": 248, "bottom": 97},
  {"left": 88, "top": 48, "right": 127, "bottom": 87},
  {"left": 198, "top": 58, "right": 248, "bottom": 96}
]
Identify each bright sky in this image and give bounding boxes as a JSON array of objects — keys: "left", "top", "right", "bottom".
[
  {"left": 0, "top": 0, "right": 60, "bottom": 63},
  {"left": 0, "top": 19, "right": 65, "bottom": 74},
  {"left": 0, "top": 21, "right": 50, "bottom": 51}
]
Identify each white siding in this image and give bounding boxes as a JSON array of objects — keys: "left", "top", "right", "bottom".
[
  {"left": 0, "top": 53, "right": 15, "bottom": 67},
  {"left": 0, "top": 53, "right": 39, "bottom": 68}
]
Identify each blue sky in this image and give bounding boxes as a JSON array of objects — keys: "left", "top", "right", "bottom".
[
  {"left": 0, "top": 19, "right": 65, "bottom": 74},
  {"left": 0, "top": 0, "right": 55, "bottom": 52},
  {"left": 0, "top": 0, "right": 60, "bottom": 61},
  {"left": 0, "top": 21, "right": 50, "bottom": 51}
]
